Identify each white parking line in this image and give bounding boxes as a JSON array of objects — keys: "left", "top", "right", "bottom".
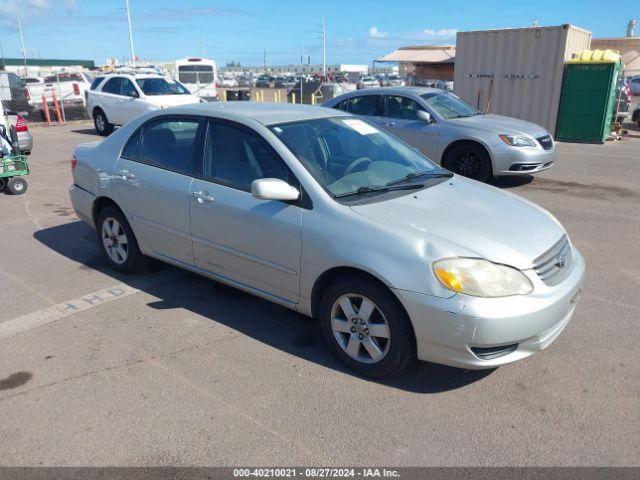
[{"left": 0, "top": 283, "right": 139, "bottom": 339}]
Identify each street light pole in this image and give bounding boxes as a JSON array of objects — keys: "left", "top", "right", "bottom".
[
  {"left": 125, "top": 0, "right": 136, "bottom": 67},
  {"left": 17, "top": 16, "right": 28, "bottom": 78}
]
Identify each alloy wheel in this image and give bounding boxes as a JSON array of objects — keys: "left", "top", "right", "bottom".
[
  {"left": 95, "top": 114, "right": 105, "bottom": 132},
  {"left": 330, "top": 294, "right": 391, "bottom": 364},
  {"left": 101, "top": 217, "right": 128, "bottom": 264}
]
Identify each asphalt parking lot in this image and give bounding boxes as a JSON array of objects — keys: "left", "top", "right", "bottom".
[{"left": 1, "top": 121, "right": 639, "bottom": 467}]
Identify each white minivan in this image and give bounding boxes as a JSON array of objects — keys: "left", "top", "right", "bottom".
[{"left": 86, "top": 73, "right": 201, "bottom": 135}]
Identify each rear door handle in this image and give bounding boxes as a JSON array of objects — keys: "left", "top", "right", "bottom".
[
  {"left": 192, "top": 190, "right": 214, "bottom": 203},
  {"left": 117, "top": 169, "right": 135, "bottom": 180},
  {"left": 381, "top": 121, "right": 396, "bottom": 127}
]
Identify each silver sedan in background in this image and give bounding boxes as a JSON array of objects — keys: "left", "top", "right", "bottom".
[
  {"left": 70, "top": 103, "right": 583, "bottom": 377},
  {"left": 323, "top": 87, "right": 556, "bottom": 182}
]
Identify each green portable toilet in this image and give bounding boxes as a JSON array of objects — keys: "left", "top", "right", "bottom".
[{"left": 556, "top": 49, "right": 622, "bottom": 143}]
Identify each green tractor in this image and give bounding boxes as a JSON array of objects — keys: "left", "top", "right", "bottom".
[{"left": 0, "top": 122, "right": 29, "bottom": 195}]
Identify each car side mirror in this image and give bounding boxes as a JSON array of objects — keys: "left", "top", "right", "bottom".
[
  {"left": 417, "top": 110, "right": 432, "bottom": 124},
  {"left": 251, "top": 178, "right": 300, "bottom": 201},
  {"left": 128, "top": 90, "right": 139, "bottom": 98}
]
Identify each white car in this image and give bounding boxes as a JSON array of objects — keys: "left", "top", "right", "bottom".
[
  {"left": 86, "top": 73, "right": 200, "bottom": 135},
  {"left": 386, "top": 75, "right": 406, "bottom": 87},
  {"left": 358, "top": 76, "right": 380, "bottom": 89},
  {"left": 219, "top": 76, "right": 239, "bottom": 88}
]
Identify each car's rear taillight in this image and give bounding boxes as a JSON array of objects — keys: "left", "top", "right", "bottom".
[
  {"left": 71, "top": 155, "right": 77, "bottom": 170},
  {"left": 15, "top": 115, "right": 28, "bottom": 133},
  {"left": 73, "top": 83, "right": 80, "bottom": 95}
]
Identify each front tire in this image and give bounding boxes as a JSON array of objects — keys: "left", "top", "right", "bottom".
[
  {"left": 7, "top": 177, "right": 27, "bottom": 195},
  {"left": 93, "top": 109, "right": 113, "bottom": 136},
  {"left": 96, "top": 206, "right": 143, "bottom": 273},
  {"left": 443, "top": 143, "right": 492, "bottom": 182},
  {"left": 320, "top": 276, "right": 416, "bottom": 377}
]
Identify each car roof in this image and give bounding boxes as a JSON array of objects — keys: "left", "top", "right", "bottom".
[
  {"left": 166, "top": 101, "right": 349, "bottom": 126},
  {"left": 102, "top": 73, "right": 164, "bottom": 79},
  {"left": 334, "top": 86, "right": 443, "bottom": 98}
]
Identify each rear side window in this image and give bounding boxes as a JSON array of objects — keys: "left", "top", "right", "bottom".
[
  {"left": 121, "top": 129, "right": 141, "bottom": 160},
  {"left": 138, "top": 118, "right": 200, "bottom": 175},
  {"left": 343, "top": 96, "right": 379, "bottom": 116}
]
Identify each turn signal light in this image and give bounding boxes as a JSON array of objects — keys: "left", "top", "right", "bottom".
[{"left": 435, "top": 269, "right": 463, "bottom": 292}]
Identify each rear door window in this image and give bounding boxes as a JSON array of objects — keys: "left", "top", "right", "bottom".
[
  {"left": 343, "top": 95, "right": 379, "bottom": 116},
  {"left": 137, "top": 117, "right": 201, "bottom": 175}
]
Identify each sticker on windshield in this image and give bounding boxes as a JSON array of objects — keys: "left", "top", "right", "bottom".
[{"left": 342, "top": 119, "right": 379, "bottom": 135}]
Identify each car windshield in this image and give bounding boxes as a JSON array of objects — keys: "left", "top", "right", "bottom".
[
  {"left": 270, "top": 117, "right": 443, "bottom": 198},
  {"left": 136, "top": 77, "right": 190, "bottom": 95},
  {"left": 420, "top": 92, "right": 480, "bottom": 119}
]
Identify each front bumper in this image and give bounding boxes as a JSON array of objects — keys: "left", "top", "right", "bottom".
[
  {"left": 393, "top": 248, "right": 585, "bottom": 370},
  {"left": 491, "top": 141, "right": 556, "bottom": 176}
]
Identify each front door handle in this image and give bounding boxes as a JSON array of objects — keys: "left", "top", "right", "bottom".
[
  {"left": 192, "top": 190, "right": 214, "bottom": 203},
  {"left": 117, "top": 169, "right": 135, "bottom": 180},
  {"left": 381, "top": 121, "right": 396, "bottom": 127}
]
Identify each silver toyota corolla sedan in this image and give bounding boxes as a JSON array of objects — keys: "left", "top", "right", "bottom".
[
  {"left": 70, "top": 102, "right": 584, "bottom": 377},
  {"left": 323, "top": 87, "right": 556, "bottom": 182}
]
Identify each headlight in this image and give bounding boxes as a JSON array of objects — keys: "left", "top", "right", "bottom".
[
  {"left": 433, "top": 258, "right": 533, "bottom": 297},
  {"left": 498, "top": 134, "right": 537, "bottom": 147}
]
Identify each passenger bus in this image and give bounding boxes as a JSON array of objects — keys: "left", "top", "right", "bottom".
[{"left": 174, "top": 57, "right": 218, "bottom": 101}]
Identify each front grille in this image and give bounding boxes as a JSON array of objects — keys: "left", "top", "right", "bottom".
[
  {"left": 537, "top": 135, "right": 554, "bottom": 150},
  {"left": 471, "top": 344, "right": 518, "bottom": 360},
  {"left": 533, "top": 235, "right": 572, "bottom": 286}
]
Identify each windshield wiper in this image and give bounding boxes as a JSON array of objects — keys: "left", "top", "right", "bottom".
[
  {"left": 333, "top": 183, "right": 426, "bottom": 199},
  {"left": 386, "top": 170, "right": 452, "bottom": 187}
]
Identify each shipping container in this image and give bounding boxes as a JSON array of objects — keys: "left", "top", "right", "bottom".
[{"left": 453, "top": 25, "right": 592, "bottom": 135}]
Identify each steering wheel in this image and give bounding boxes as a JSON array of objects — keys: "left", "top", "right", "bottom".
[{"left": 344, "top": 157, "right": 372, "bottom": 176}]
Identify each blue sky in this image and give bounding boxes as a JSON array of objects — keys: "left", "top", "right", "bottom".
[{"left": 0, "top": 0, "right": 633, "bottom": 66}]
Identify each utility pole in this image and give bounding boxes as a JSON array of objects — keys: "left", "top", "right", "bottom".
[
  {"left": 17, "top": 16, "right": 28, "bottom": 78},
  {"left": 125, "top": 0, "right": 136, "bottom": 67},
  {"left": 322, "top": 17, "right": 326, "bottom": 77}
]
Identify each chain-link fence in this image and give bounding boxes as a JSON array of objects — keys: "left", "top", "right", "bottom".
[{"left": 1, "top": 71, "right": 90, "bottom": 125}]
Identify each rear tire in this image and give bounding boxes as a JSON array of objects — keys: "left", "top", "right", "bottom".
[
  {"left": 94, "top": 109, "right": 113, "bottom": 136},
  {"left": 7, "top": 177, "right": 27, "bottom": 195},
  {"left": 96, "top": 206, "right": 144, "bottom": 273},
  {"left": 320, "top": 275, "right": 416, "bottom": 377},
  {"left": 443, "top": 143, "right": 492, "bottom": 183}
]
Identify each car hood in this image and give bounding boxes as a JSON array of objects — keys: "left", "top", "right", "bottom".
[
  {"left": 448, "top": 114, "right": 550, "bottom": 138},
  {"left": 144, "top": 95, "right": 200, "bottom": 107},
  {"left": 350, "top": 176, "right": 565, "bottom": 270}
]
